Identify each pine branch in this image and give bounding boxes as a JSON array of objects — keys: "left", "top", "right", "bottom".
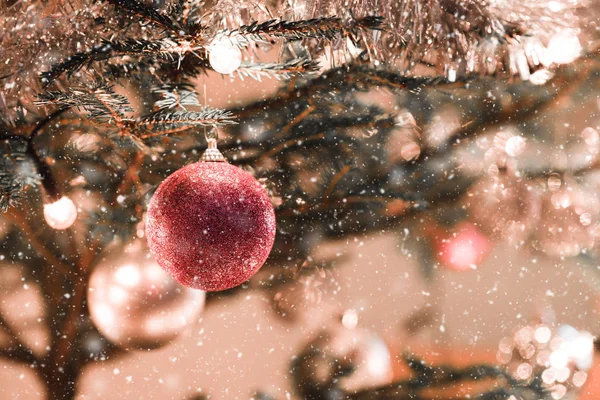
[
  {"left": 103, "top": 0, "right": 182, "bottom": 34},
  {"left": 225, "top": 16, "right": 384, "bottom": 46},
  {"left": 236, "top": 58, "right": 320, "bottom": 81},
  {"left": 36, "top": 85, "right": 134, "bottom": 123},
  {"left": 101, "top": 60, "right": 153, "bottom": 81},
  {"left": 138, "top": 109, "right": 237, "bottom": 132},
  {"left": 304, "top": 64, "right": 474, "bottom": 93},
  {"left": 346, "top": 67, "right": 474, "bottom": 91},
  {"left": 40, "top": 39, "right": 196, "bottom": 86},
  {"left": 232, "top": 65, "right": 474, "bottom": 119},
  {"left": 0, "top": 176, "right": 23, "bottom": 213},
  {"left": 158, "top": 52, "right": 211, "bottom": 80},
  {"left": 40, "top": 17, "right": 384, "bottom": 86}
]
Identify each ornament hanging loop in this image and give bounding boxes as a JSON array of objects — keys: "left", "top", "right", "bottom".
[{"left": 201, "top": 128, "right": 226, "bottom": 163}]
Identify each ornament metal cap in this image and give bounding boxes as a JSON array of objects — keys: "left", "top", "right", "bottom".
[{"left": 201, "top": 130, "right": 226, "bottom": 162}]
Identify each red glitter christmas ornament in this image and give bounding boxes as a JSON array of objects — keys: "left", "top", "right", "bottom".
[{"left": 146, "top": 137, "right": 276, "bottom": 291}]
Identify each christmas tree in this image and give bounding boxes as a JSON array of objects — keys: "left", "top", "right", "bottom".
[{"left": 0, "top": 0, "right": 599, "bottom": 398}]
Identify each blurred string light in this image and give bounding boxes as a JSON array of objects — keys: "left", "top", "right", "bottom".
[
  {"left": 208, "top": 38, "right": 242, "bottom": 74},
  {"left": 497, "top": 324, "right": 594, "bottom": 400},
  {"left": 342, "top": 309, "right": 359, "bottom": 329},
  {"left": 504, "top": 135, "right": 527, "bottom": 158},
  {"left": 43, "top": 196, "right": 78, "bottom": 230}
]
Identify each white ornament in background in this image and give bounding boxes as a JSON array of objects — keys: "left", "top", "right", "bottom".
[
  {"left": 208, "top": 39, "right": 242, "bottom": 75},
  {"left": 43, "top": 196, "right": 78, "bottom": 230},
  {"left": 87, "top": 240, "right": 206, "bottom": 350}
]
